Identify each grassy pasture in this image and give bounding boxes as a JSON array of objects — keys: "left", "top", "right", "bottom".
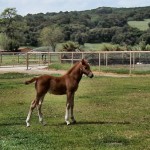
[
  {"left": 81, "top": 43, "right": 114, "bottom": 51},
  {"left": 0, "top": 73, "right": 150, "bottom": 150},
  {"left": 128, "top": 19, "right": 150, "bottom": 31}
]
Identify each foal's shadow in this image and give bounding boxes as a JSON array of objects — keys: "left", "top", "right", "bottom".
[
  {"left": 0, "top": 120, "right": 130, "bottom": 127},
  {"left": 0, "top": 117, "right": 25, "bottom": 126},
  {"left": 59, "top": 121, "right": 130, "bottom": 126},
  {"left": 0, "top": 122, "right": 24, "bottom": 126},
  {"left": 76, "top": 121, "right": 130, "bottom": 125}
]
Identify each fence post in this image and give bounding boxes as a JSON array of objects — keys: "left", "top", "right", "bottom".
[
  {"left": 0, "top": 53, "right": 2, "bottom": 66},
  {"left": 122, "top": 52, "right": 124, "bottom": 64},
  {"left": 99, "top": 52, "right": 101, "bottom": 75},
  {"left": 38, "top": 53, "right": 40, "bottom": 66},
  {"left": 18, "top": 54, "right": 19, "bottom": 63},
  {"left": 48, "top": 52, "right": 51, "bottom": 65},
  {"left": 12, "top": 53, "right": 15, "bottom": 67},
  {"left": 129, "top": 52, "right": 132, "bottom": 75},
  {"left": 106, "top": 53, "right": 108, "bottom": 67},
  {"left": 139, "top": 52, "right": 141, "bottom": 63},
  {"left": 59, "top": 53, "right": 61, "bottom": 63},
  {"left": 132, "top": 52, "right": 135, "bottom": 69},
  {"left": 26, "top": 53, "right": 29, "bottom": 70},
  {"left": 82, "top": 52, "right": 84, "bottom": 59},
  {"left": 71, "top": 52, "right": 73, "bottom": 65}
]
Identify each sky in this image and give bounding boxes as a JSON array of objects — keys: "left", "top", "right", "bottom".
[{"left": 0, "top": 0, "right": 150, "bottom": 16}]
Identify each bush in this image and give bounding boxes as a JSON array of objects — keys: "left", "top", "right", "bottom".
[{"left": 0, "top": 33, "right": 10, "bottom": 50}]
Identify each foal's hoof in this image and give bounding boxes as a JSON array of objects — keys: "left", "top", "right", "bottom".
[
  {"left": 72, "top": 120, "right": 77, "bottom": 124},
  {"left": 43, "top": 122, "right": 47, "bottom": 126},
  {"left": 66, "top": 121, "right": 70, "bottom": 125},
  {"left": 26, "top": 123, "right": 30, "bottom": 127},
  {"left": 40, "top": 121, "right": 47, "bottom": 126}
]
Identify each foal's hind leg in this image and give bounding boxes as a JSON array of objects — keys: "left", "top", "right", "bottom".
[
  {"left": 36, "top": 95, "right": 46, "bottom": 126},
  {"left": 26, "top": 94, "right": 45, "bottom": 127},
  {"left": 26, "top": 99, "right": 37, "bottom": 127}
]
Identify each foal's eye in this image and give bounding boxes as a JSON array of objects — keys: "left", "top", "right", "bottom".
[{"left": 85, "top": 67, "right": 88, "bottom": 69}]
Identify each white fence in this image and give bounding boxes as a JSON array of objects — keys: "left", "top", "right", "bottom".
[{"left": 1, "top": 51, "right": 150, "bottom": 75}]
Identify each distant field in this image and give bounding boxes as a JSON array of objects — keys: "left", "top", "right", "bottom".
[
  {"left": 128, "top": 19, "right": 150, "bottom": 31},
  {"left": 82, "top": 43, "right": 114, "bottom": 51},
  {"left": 32, "top": 43, "right": 116, "bottom": 52}
]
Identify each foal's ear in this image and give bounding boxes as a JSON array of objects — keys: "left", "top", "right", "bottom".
[{"left": 81, "top": 59, "right": 85, "bottom": 65}]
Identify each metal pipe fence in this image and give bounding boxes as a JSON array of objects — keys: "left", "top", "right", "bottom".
[{"left": 1, "top": 51, "right": 150, "bottom": 75}]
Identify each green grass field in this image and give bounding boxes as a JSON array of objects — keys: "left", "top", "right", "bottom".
[
  {"left": 128, "top": 19, "right": 150, "bottom": 31},
  {"left": 0, "top": 73, "right": 150, "bottom": 149},
  {"left": 81, "top": 43, "right": 113, "bottom": 51},
  {"left": 32, "top": 43, "right": 120, "bottom": 52}
]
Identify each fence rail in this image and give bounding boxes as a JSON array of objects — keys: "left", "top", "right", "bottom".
[{"left": 1, "top": 51, "right": 150, "bottom": 75}]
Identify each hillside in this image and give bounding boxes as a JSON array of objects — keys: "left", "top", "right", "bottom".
[
  {"left": 23, "top": 6, "right": 150, "bottom": 47},
  {"left": 1, "top": 6, "right": 150, "bottom": 51}
]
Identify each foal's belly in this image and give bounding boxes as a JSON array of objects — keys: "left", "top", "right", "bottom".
[
  {"left": 48, "top": 87, "right": 66, "bottom": 95},
  {"left": 48, "top": 77, "right": 67, "bottom": 95}
]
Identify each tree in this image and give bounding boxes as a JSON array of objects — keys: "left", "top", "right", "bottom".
[
  {"left": 75, "top": 32, "right": 88, "bottom": 45},
  {"left": 139, "top": 31, "right": 150, "bottom": 45},
  {"left": 40, "top": 26, "right": 64, "bottom": 52},
  {"left": 148, "top": 22, "right": 150, "bottom": 28},
  {"left": 0, "top": 8, "right": 28, "bottom": 51},
  {"left": 62, "top": 41, "right": 80, "bottom": 52},
  {"left": 0, "top": 33, "right": 10, "bottom": 50},
  {"left": 112, "top": 26, "right": 143, "bottom": 46},
  {"left": 0, "top": 8, "right": 17, "bottom": 33}
]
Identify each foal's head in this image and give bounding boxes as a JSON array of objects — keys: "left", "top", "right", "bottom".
[{"left": 80, "top": 59, "right": 94, "bottom": 78}]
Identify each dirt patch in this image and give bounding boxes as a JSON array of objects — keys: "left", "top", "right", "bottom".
[{"left": 0, "top": 65, "right": 149, "bottom": 77}]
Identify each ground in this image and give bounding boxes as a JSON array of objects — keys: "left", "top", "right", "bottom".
[{"left": 0, "top": 65, "right": 132, "bottom": 77}]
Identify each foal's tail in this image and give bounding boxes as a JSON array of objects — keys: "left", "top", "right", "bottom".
[{"left": 25, "top": 77, "right": 38, "bottom": 85}]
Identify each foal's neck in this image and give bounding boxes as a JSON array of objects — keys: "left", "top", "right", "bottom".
[{"left": 67, "top": 62, "right": 82, "bottom": 82}]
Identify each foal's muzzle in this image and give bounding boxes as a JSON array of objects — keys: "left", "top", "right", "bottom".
[{"left": 88, "top": 72, "right": 94, "bottom": 78}]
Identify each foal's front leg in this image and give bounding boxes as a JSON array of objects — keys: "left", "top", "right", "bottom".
[
  {"left": 65, "top": 102, "right": 71, "bottom": 125},
  {"left": 71, "top": 103, "right": 76, "bottom": 124},
  {"left": 65, "top": 92, "right": 76, "bottom": 125}
]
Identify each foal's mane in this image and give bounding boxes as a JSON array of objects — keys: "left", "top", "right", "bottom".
[{"left": 66, "top": 61, "right": 80, "bottom": 75}]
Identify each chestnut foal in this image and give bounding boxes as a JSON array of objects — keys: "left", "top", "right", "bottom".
[{"left": 25, "top": 59, "right": 93, "bottom": 127}]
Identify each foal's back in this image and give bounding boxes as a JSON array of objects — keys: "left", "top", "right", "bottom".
[{"left": 35, "top": 75, "right": 67, "bottom": 95}]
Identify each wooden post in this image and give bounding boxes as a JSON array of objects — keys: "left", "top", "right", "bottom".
[
  {"left": 99, "top": 53, "right": 101, "bottom": 75},
  {"left": 18, "top": 54, "right": 19, "bottom": 63},
  {"left": 129, "top": 52, "right": 132, "bottom": 75},
  {"left": 122, "top": 52, "right": 124, "bottom": 64},
  {"left": 82, "top": 52, "right": 84, "bottom": 59},
  {"left": 139, "top": 52, "right": 141, "bottom": 63},
  {"left": 0, "top": 53, "right": 2, "bottom": 66},
  {"left": 106, "top": 53, "right": 108, "bottom": 67},
  {"left": 132, "top": 52, "right": 135, "bottom": 69},
  {"left": 48, "top": 52, "right": 51, "bottom": 65},
  {"left": 71, "top": 52, "right": 73, "bottom": 65},
  {"left": 13, "top": 53, "right": 15, "bottom": 67},
  {"left": 26, "top": 53, "right": 29, "bottom": 70},
  {"left": 38, "top": 53, "right": 40, "bottom": 66},
  {"left": 59, "top": 53, "right": 61, "bottom": 63}
]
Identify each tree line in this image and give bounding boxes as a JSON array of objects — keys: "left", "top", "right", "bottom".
[{"left": 0, "top": 7, "right": 150, "bottom": 51}]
